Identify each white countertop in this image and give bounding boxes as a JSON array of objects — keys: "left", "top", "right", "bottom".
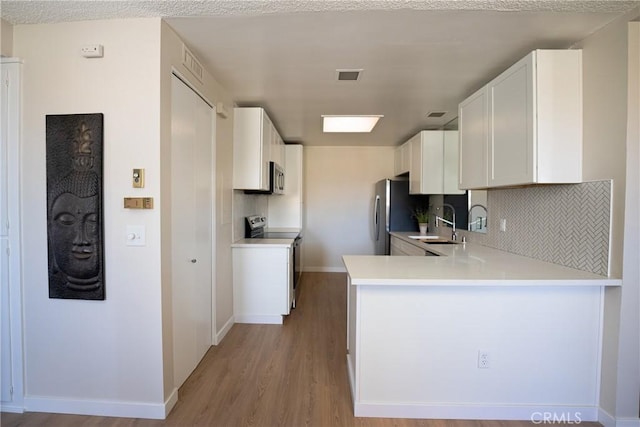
[
  {"left": 232, "top": 238, "right": 295, "bottom": 248},
  {"left": 231, "top": 227, "right": 301, "bottom": 248},
  {"left": 343, "top": 232, "right": 620, "bottom": 287}
]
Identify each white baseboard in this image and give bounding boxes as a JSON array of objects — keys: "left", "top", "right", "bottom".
[
  {"left": 600, "top": 407, "right": 617, "bottom": 427},
  {"left": 234, "top": 314, "right": 283, "bottom": 324},
  {"left": 346, "top": 355, "right": 356, "bottom": 402},
  {"left": 215, "top": 315, "right": 234, "bottom": 344},
  {"left": 23, "top": 394, "right": 171, "bottom": 419},
  {"left": 164, "top": 388, "right": 178, "bottom": 418},
  {"left": 615, "top": 418, "right": 640, "bottom": 427},
  {"left": 354, "top": 402, "right": 598, "bottom": 421},
  {"left": 303, "top": 266, "right": 346, "bottom": 273},
  {"left": 0, "top": 403, "right": 24, "bottom": 413}
]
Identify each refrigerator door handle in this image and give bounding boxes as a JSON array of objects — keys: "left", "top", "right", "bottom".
[{"left": 374, "top": 195, "right": 380, "bottom": 241}]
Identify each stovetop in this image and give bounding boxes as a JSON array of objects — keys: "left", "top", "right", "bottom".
[{"left": 245, "top": 215, "right": 300, "bottom": 240}]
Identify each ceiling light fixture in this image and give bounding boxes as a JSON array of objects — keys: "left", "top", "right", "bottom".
[{"left": 322, "top": 115, "right": 383, "bottom": 133}]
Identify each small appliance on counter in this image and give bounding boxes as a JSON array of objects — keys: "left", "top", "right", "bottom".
[{"left": 244, "top": 215, "right": 302, "bottom": 308}]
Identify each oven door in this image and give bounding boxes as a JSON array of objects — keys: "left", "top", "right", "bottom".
[{"left": 292, "top": 236, "right": 301, "bottom": 308}]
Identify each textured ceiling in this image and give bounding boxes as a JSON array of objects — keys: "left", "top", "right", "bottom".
[
  {"left": 2, "top": 1, "right": 640, "bottom": 146},
  {"left": 2, "top": 1, "right": 639, "bottom": 24}
]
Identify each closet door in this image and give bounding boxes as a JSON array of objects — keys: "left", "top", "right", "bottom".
[{"left": 171, "top": 75, "right": 214, "bottom": 387}]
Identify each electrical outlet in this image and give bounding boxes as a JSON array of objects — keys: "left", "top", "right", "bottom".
[
  {"left": 478, "top": 350, "right": 490, "bottom": 369},
  {"left": 499, "top": 218, "right": 507, "bottom": 232}
]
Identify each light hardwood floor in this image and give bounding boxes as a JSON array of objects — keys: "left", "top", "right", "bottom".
[{"left": 2, "top": 272, "right": 601, "bottom": 427}]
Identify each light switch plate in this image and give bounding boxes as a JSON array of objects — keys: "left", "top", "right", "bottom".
[{"left": 126, "top": 225, "right": 146, "bottom": 246}]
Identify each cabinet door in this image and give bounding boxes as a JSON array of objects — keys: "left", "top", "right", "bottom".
[
  {"left": 268, "top": 145, "right": 303, "bottom": 228},
  {"left": 233, "top": 107, "right": 269, "bottom": 191},
  {"left": 409, "top": 134, "right": 422, "bottom": 194},
  {"left": 443, "top": 131, "right": 465, "bottom": 194},
  {"left": 459, "top": 86, "right": 489, "bottom": 189},
  {"left": 261, "top": 111, "right": 272, "bottom": 189},
  {"left": 394, "top": 141, "right": 411, "bottom": 176},
  {"left": 419, "top": 131, "right": 444, "bottom": 194},
  {"left": 394, "top": 145, "right": 403, "bottom": 176},
  {"left": 488, "top": 53, "right": 534, "bottom": 186}
]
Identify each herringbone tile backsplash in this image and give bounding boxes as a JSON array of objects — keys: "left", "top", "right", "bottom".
[{"left": 465, "top": 181, "right": 611, "bottom": 276}]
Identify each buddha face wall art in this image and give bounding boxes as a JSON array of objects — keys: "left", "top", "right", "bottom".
[{"left": 46, "top": 114, "right": 105, "bottom": 300}]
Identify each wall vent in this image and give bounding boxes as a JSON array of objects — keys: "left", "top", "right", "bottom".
[{"left": 183, "top": 45, "right": 203, "bottom": 83}]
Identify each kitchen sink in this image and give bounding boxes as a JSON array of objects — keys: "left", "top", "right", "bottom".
[{"left": 408, "top": 236, "right": 460, "bottom": 244}]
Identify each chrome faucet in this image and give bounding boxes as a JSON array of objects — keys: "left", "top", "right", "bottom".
[
  {"left": 468, "top": 203, "right": 488, "bottom": 231},
  {"left": 435, "top": 203, "right": 457, "bottom": 240}
]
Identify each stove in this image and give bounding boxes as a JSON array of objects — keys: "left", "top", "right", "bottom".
[
  {"left": 245, "top": 215, "right": 300, "bottom": 240},
  {"left": 245, "top": 215, "right": 302, "bottom": 309}
]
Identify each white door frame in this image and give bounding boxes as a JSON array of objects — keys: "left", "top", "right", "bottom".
[{"left": 1, "top": 58, "right": 25, "bottom": 413}]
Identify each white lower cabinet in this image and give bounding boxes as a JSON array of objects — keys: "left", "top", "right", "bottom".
[
  {"left": 390, "top": 235, "right": 427, "bottom": 256},
  {"left": 232, "top": 245, "right": 292, "bottom": 324}
]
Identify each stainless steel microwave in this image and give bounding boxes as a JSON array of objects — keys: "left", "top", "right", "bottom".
[
  {"left": 244, "top": 161, "right": 284, "bottom": 195},
  {"left": 270, "top": 162, "right": 285, "bottom": 195}
]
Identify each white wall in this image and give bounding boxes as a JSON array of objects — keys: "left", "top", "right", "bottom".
[
  {"left": 617, "top": 21, "right": 640, "bottom": 423},
  {"left": 572, "top": 8, "right": 640, "bottom": 424},
  {"left": 303, "top": 146, "right": 394, "bottom": 271},
  {"left": 1, "top": 18, "right": 13, "bottom": 57},
  {"left": 12, "top": 17, "right": 239, "bottom": 418},
  {"left": 14, "top": 19, "right": 167, "bottom": 417}
]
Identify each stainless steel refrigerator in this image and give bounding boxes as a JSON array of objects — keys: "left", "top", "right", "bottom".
[{"left": 373, "top": 179, "right": 430, "bottom": 255}]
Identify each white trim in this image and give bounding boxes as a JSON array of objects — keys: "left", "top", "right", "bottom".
[
  {"left": 616, "top": 419, "right": 640, "bottom": 427},
  {"left": 23, "top": 395, "right": 172, "bottom": 420},
  {"left": 215, "top": 315, "right": 234, "bottom": 344},
  {"left": 0, "top": 58, "right": 24, "bottom": 413},
  {"left": 599, "top": 407, "right": 617, "bottom": 427},
  {"left": 303, "top": 266, "right": 346, "bottom": 273},
  {"left": 346, "top": 355, "right": 356, "bottom": 403},
  {"left": 210, "top": 102, "right": 217, "bottom": 347},
  {"left": 234, "top": 314, "right": 283, "bottom": 325},
  {"left": 0, "top": 403, "right": 24, "bottom": 413},
  {"left": 353, "top": 402, "right": 598, "bottom": 421},
  {"left": 164, "top": 388, "right": 178, "bottom": 418}
]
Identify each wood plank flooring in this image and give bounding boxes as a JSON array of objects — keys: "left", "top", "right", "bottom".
[{"left": 2, "top": 272, "right": 601, "bottom": 427}]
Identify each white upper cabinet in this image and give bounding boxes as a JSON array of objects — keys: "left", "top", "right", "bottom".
[
  {"left": 409, "top": 130, "right": 464, "bottom": 195},
  {"left": 458, "top": 86, "right": 489, "bottom": 189},
  {"left": 394, "top": 140, "right": 411, "bottom": 176},
  {"left": 459, "top": 49, "right": 583, "bottom": 189},
  {"left": 271, "top": 125, "right": 285, "bottom": 169},
  {"left": 233, "top": 107, "right": 284, "bottom": 191},
  {"left": 268, "top": 145, "right": 304, "bottom": 229}
]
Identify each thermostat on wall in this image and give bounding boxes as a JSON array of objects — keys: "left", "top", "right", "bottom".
[{"left": 81, "top": 44, "right": 104, "bottom": 58}]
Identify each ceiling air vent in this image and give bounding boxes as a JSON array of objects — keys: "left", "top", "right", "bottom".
[
  {"left": 183, "top": 44, "right": 203, "bottom": 83},
  {"left": 336, "top": 69, "right": 363, "bottom": 81},
  {"left": 426, "top": 111, "right": 447, "bottom": 118}
]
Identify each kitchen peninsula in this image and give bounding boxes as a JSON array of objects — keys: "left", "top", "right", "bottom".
[{"left": 343, "top": 235, "right": 619, "bottom": 421}]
